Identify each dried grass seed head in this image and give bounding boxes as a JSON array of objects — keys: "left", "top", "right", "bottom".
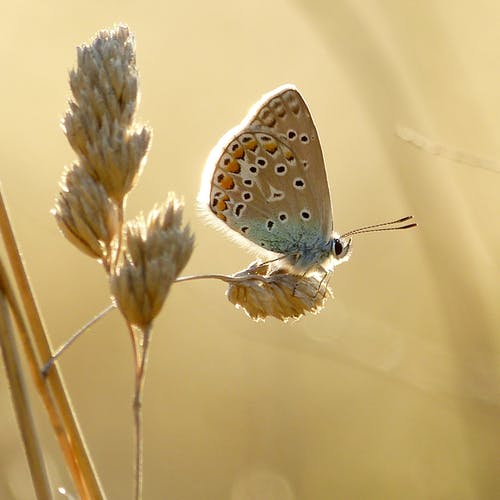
[
  {"left": 53, "top": 163, "right": 119, "bottom": 261},
  {"left": 63, "top": 24, "right": 150, "bottom": 203},
  {"left": 110, "top": 194, "right": 194, "bottom": 327},
  {"left": 110, "top": 249, "right": 177, "bottom": 328},
  {"left": 226, "top": 262, "right": 330, "bottom": 322},
  {"left": 146, "top": 195, "right": 195, "bottom": 275}
]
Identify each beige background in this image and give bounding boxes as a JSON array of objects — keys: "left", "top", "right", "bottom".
[{"left": 1, "top": 1, "right": 499, "bottom": 499}]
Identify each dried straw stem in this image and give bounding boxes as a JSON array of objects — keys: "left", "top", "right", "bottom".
[
  {"left": 0, "top": 188, "right": 104, "bottom": 498},
  {"left": 0, "top": 261, "right": 52, "bottom": 500}
]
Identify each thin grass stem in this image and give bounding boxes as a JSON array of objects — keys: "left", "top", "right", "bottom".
[
  {"left": 132, "top": 323, "right": 152, "bottom": 500},
  {"left": 0, "top": 269, "right": 52, "bottom": 500},
  {"left": 43, "top": 304, "right": 116, "bottom": 375},
  {"left": 0, "top": 186, "right": 104, "bottom": 499}
]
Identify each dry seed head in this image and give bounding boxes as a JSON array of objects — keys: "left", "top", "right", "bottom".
[
  {"left": 62, "top": 24, "right": 150, "bottom": 203},
  {"left": 226, "top": 262, "right": 330, "bottom": 321},
  {"left": 110, "top": 249, "right": 177, "bottom": 328},
  {"left": 53, "top": 163, "right": 119, "bottom": 260},
  {"left": 146, "top": 195, "right": 195, "bottom": 275},
  {"left": 110, "top": 194, "right": 194, "bottom": 327}
]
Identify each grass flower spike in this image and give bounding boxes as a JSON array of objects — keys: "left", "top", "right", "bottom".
[
  {"left": 53, "top": 163, "right": 119, "bottom": 261},
  {"left": 62, "top": 25, "right": 150, "bottom": 204},
  {"left": 110, "top": 195, "right": 194, "bottom": 328}
]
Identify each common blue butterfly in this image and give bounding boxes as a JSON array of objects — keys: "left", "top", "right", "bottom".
[{"left": 200, "top": 85, "right": 415, "bottom": 276}]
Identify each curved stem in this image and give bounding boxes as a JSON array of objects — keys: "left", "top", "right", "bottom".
[
  {"left": 175, "top": 273, "right": 233, "bottom": 283},
  {"left": 43, "top": 304, "right": 116, "bottom": 375},
  {"left": 175, "top": 272, "right": 269, "bottom": 285}
]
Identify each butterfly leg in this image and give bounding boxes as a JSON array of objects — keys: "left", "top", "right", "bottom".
[
  {"left": 316, "top": 267, "right": 332, "bottom": 300},
  {"left": 293, "top": 264, "right": 330, "bottom": 298}
]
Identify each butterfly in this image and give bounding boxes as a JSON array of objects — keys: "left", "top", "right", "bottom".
[{"left": 199, "top": 84, "right": 415, "bottom": 276}]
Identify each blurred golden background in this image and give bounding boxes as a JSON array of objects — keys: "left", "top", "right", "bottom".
[{"left": 1, "top": 1, "right": 499, "bottom": 498}]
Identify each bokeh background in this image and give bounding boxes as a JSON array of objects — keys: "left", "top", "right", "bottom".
[{"left": 1, "top": 1, "right": 499, "bottom": 499}]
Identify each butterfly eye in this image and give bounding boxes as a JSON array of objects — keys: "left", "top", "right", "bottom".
[
  {"left": 333, "top": 238, "right": 351, "bottom": 259},
  {"left": 333, "top": 239, "right": 349, "bottom": 259},
  {"left": 333, "top": 239, "right": 343, "bottom": 257}
]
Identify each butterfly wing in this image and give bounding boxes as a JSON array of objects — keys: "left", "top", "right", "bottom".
[
  {"left": 247, "top": 85, "right": 333, "bottom": 240},
  {"left": 201, "top": 85, "right": 333, "bottom": 258}
]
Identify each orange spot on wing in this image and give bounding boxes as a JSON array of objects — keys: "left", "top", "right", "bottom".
[
  {"left": 264, "top": 142, "right": 278, "bottom": 154},
  {"left": 233, "top": 146, "right": 244, "bottom": 159},
  {"left": 226, "top": 159, "right": 241, "bottom": 173},
  {"left": 244, "top": 139, "right": 258, "bottom": 151},
  {"left": 216, "top": 195, "right": 230, "bottom": 212},
  {"left": 217, "top": 213, "right": 227, "bottom": 221},
  {"left": 221, "top": 175, "right": 235, "bottom": 190},
  {"left": 216, "top": 199, "right": 228, "bottom": 211}
]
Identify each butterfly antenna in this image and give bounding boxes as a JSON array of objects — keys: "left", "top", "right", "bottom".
[{"left": 341, "top": 216, "right": 417, "bottom": 238}]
